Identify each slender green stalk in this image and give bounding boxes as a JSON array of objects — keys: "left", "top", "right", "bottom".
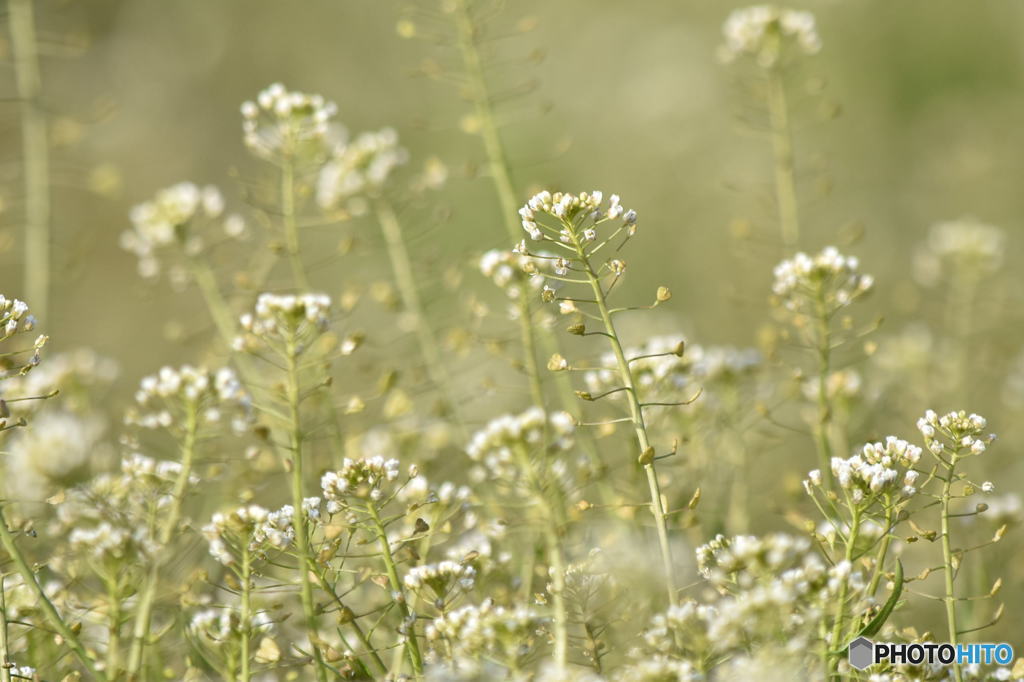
[
  {"left": 828, "top": 503, "right": 860, "bottom": 676},
  {"left": 449, "top": 0, "right": 617, "bottom": 507},
  {"left": 189, "top": 259, "right": 239, "bottom": 345},
  {"left": 512, "top": 443, "right": 568, "bottom": 669},
  {"left": 103, "top": 577, "right": 123, "bottom": 677},
  {"left": 940, "top": 454, "right": 964, "bottom": 682},
  {"left": 9, "top": 0, "right": 51, "bottom": 322},
  {"left": 0, "top": 576, "right": 11, "bottom": 682},
  {"left": 813, "top": 289, "right": 834, "bottom": 486},
  {"left": 126, "top": 407, "right": 199, "bottom": 679},
  {"left": 451, "top": 0, "right": 519, "bottom": 243},
  {"left": 766, "top": 65, "right": 800, "bottom": 249},
  {"left": 283, "top": 335, "right": 328, "bottom": 682},
  {"left": 281, "top": 159, "right": 310, "bottom": 290},
  {"left": 866, "top": 502, "right": 895, "bottom": 597},
  {"left": 240, "top": 544, "right": 252, "bottom": 682},
  {"left": 0, "top": 507, "right": 106, "bottom": 680},
  {"left": 569, "top": 236, "right": 678, "bottom": 607},
  {"left": 374, "top": 200, "right": 466, "bottom": 437},
  {"left": 366, "top": 504, "right": 423, "bottom": 676}
]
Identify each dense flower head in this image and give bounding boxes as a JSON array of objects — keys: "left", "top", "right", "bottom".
[
  {"left": 120, "top": 182, "right": 241, "bottom": 279},
  {"left": 913, "top": 218, "right": 1005, "bottom": 286},
  {"left": 478, "top": 249, "right": 546, "bottom": 300},
  {"left": 772, "top": 246, "right": 873, "bottom": 313},
  {"left": 518, "top": 190, "right": 636, "bottom": 243},
  {"left": 316, "top": 127, "right": 408, "bottom": 210},
  {"left": 425, "top": 600, "right": 543, "bottom": 662},
  {"left": 697, "top": 533, "right": 817, "bottom": 585},
  {"left": 5, "top": 411, "right": 107, "bottom": 500},
  {"left": 0, "top": 295, "right": 36, "bottom": 340},
  {"left": 241, "top": 83, "right": 339, "bottom": 160},
  {"left": 719, "top": 5, "right": 821, "bottom": 66},
  {"left": 124, "top": 365, "right": 250, "bottom": 432},
  {"left": 465, "top": 407, "right": 575, "bottom": 479},
  {"left": 201, "top": 502, "right": 317, "bottom": 565},
  {"left": 808, "top": 437, "right": 923, "bottom": 500},
  {"left": 234, "top": 292, "right": 332, "bottom": 350},
  {"left": 404, "top": 561, "right": 477, "bottom": 598},
  {"left": 189, "top": 607, "right": 274, "bottom": 643},
  {"left": 321, "top": 456, "right": 402, "bottom": 510},
  {"left": 917, "top": 409, "right": 994, "bottom": 457}
]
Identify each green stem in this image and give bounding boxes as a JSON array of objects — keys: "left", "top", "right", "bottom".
[
  {"left": 766, "top": 65, "right": 800, "bottom": 249},
  {"left": 1, "top": 576, "right": 11, "bottom": 682},
  {"left": 866, "top": 502, "right": 895, "bottom": 597},
  {"left": 366, "top": 504, "right": 423, "bottom": 676},
  {"left": 941, "top": 455, "right": 964, "bottom": 682},
  {"left": 284, "top": 335, "right": 328, "bottom": 682},
  {"left": 240, "top": 545, "right": 251, "bottom": 682},
  {"left": 512, "top": 443, "right": 568, "bottom": 669},
  {"left": 451, "top": 0, "right": 520, "bottom": 243},
  {"left": 829, "top": 503, "right": 860, "bottom": 675},
  {"left": 9, "top": 0, "right": 51, "bottom": 322},
  {"left": 813, "top": 289, "right": 834, "bottom": 487},
  {"left": 569, "top": 234, "right": 678, "bottom": 607},
  {"left": 281, "top": 159, "right": 310, "bottom": 290},
  {"left": 126, "top": 408, "right": 199, "bottom": 679},
  {"left": 0, "top": 507, "right": 106, "bottom": 680},
  {"left": 105, "top": 578, "right": 121, "bottom": 677},
  {"left": 374, "top": 199, "right": 465, "bottom": 438}
]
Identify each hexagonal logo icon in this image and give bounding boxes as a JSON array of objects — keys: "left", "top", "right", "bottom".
[{"left": 848, "top": 636, "right": 874, "bottom": 671}]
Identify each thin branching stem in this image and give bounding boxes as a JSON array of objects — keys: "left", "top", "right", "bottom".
[
  {"left": 126, "top": 405, "right": 199, "bottom": 678},
  {"left": 568, "top": 234, "right": 678, "bottom": 608},
  {"left": 766, "top": 65, "right": 799, "bottom": 249},
  {"left": 9, "top": 0, "right": 51, "bottom": 322},
  {"left": 0, "top": 507, "right": 106, "bottom": 680}
]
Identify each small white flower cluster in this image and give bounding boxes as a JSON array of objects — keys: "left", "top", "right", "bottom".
[
  {"left": 772, "top": 247, "right": 873, "bottom": 313},
  {"left": 465, "top": 408, "right": 575, "bottom": 480},
  {"left": 426, "top": 600, "right": 541, "bottom": 660},
  {"left": 696, "top": 533, "right": 815, "bottom": 586},
  {"left": 0, "top": 295, "right": 36, "bottom": 340},
  {"left": 120, "top": 182, "right": 237, "bottom": 279},
  {"left": 126, "top": 365, "right": 250, "bottom": 430},
  {"left": 807, "top": 437, "right": 923, "bottom": 500},
  {"left": 693, "top": 534, "right": 862, "bottom": 658},
  {"left": 642, "top": 600, "right": 717, "bottom": 655},
  {"left": 68, "top": 521, "right": 139, "bottom": 560},
  {"left": 189, "top": 607, "right": 274, "bottom": 642},
  {"left": 917, "top": 409, "right": 993, "bottom": 457},
  {"left": 5, "top": 411, "right": 107, "bottom": 500},
  {"left": 719, "top": 6, "right": 821, "bottom": 66},
  {"left": 121, "top": 452, "right": 200, "bottom": 486},
  {"left": 583, "top": 336, "right": 758, "bottom": 405},
  {"left": 913, "top": 218, "right": 1005, "bottom": 286},
  {"left": 616, "top": 656, "right": 700, "bottom": 682},
  {"left": 478, "top": 249, "right": 546, "bottom": 300},
  {"left": 404, "top": 561, "right": 477, "bottom": 597},
  {"left": 202, "top": 502, "right": 314, "bottom": 565},
  {"left": 241, "top": 83, "right": 338, "bottom": 160},
  {"left": 1, "top": 349, "right": 117, "bottom": 415},
  {"left": 801, "top": 368, "right": 863, "bottom": 402},
  {"left": 316, "top": 127, "right": 408, "bottom": 210},
  {"left": 321, "top": 456, "right": 402, "bottom": 509},
  {"left": 235, "top": 292, "right": 332, "bottom": 350},
  {"left": 7, "top": 664, "right": 36, "bottom": 680},
  {"left": 518, "top": 190, "right": 635, "bottom": 242}
]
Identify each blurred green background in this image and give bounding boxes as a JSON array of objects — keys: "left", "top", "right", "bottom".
[{"left": 2, "top": 0, "right": 1024, "bottom": 644}]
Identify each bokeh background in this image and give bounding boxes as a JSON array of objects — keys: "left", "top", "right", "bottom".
[{"left": 2, "top": 0, "right": 1024, "bottom": 650}]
